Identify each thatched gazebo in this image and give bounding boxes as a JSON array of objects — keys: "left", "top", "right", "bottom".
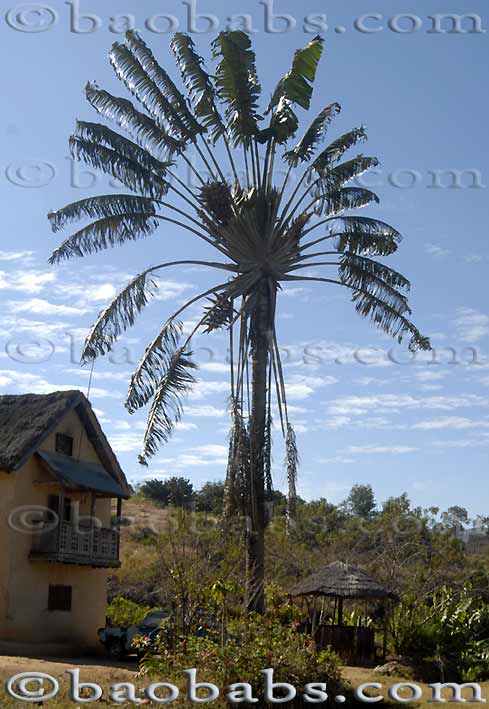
[{"left": 288, "top": 561, "right": 398, "bottom": 664}]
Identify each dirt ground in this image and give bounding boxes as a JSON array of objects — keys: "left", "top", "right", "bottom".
[
  {"left": 0, "top": 655, "right": 140, "bottom": 706},
  {"left": 342, "top": 665, "right": 489, "bottom": 706}
]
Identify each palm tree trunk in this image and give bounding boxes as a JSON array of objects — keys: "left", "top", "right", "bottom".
[{"left": 247, "top": 278, "right": 273, "bottom": 614}]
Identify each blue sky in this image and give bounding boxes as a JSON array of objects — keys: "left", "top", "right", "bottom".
[{"left": 1, "top": 0, "right": 488, "bottom": 514}]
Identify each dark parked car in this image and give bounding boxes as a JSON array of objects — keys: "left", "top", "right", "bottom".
[
  {"left": 98, "top": 610, "right": 170, "bottom": 659},
  {"left": 99, "top": 608, "right": 221, "bottom": 658}
]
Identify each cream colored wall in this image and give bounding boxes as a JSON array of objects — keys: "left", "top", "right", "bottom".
[
  {"left": 0, "top": 471, "right": 15, "bottom": 639},
  {"left": 0, "top": 408, "right": 118, "bottom": 648}
]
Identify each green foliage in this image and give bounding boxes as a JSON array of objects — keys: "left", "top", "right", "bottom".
[
  {"left": 106, "top": 597, "right": 156, "bottom": 627},
  {"left": 395, "top": 586, "right": 489, "bottom": 681},
  {"left": 211, "top": 31, "right": 261, "bottom": 147},
  {"left": 140, "top": 606, "right": 341, "bottom": 704},
  {"left": 342, "top": 484, "right": 377, "bottom": 520},
  {"left": 140, "top": 477, "right": 195, "bottom": 508},
  {"left": 195, "top": 481, "right": 225, "bottom": 514}
]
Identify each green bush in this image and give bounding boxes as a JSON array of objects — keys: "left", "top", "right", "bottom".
[
  {"left": 139, "top": 590, "right": 342, "bottom": 706},
  {"left": 396, "top": 587, "right": 489, "bottom": 681},
  {"left": 106, "top": 597, "right": 157, "bottom": 627}
]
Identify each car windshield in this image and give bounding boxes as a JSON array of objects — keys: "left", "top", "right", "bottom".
[{"left": 141, "top": 611, "right": 169, "bottom": 627}]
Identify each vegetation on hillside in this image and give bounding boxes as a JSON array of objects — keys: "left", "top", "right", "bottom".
[{"left": 110, "top": 484, "right": 489, "bottom": 688}]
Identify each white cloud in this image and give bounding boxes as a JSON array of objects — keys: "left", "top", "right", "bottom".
[
  {"left": 199, "top": 362, "right": 231, "bottom": 374},
  {"left": 0, "top": 370, "right": 119, "bottom": 398},
  {"left": 424, "top": 243, "right": 451, "bottom": 258},
  {"left": 185, "top": 405, "right": 226, "bottom": 418},
  {"left": 415, "top": 370, "right": 448, "bottom": 383},
  {"left": 286, "top": 374, "right": 337, "bottom": 401},
  {"left": 432, "top": 434, "right": 489, "bottom": 449},
  {"left": 108, "top": 432, "right": 144, "bottom": 453},
  {"left": 157, "top": 444, "right": 228, "bottom": 468},
  {"left": 346, "top": 445, "right": 418, "bottom": 455},
  {"left": 414, "top": 416, "right": 489, "bottom": 431},
  {"left": 327, "top": 393, "right": 489, "bottom": 417},
  {"left": 192, "top": 380, "right": 230, "bottom": 400},
  {"left": 454, "top": 308, "right": 489, "bottom": 343},
  {"left": 0, "top": 271, "right": 57, "bottom": 294},
  {"left": 88, "top": 283, "right": 117, "bottom": 301},
  {"left": 9, "top": 298, "right": 87, "bottom": 317},
  {"left": 318, "top": 455, "right": 356, "bottom": 464},
  {"left": 0, "top": 250, "right": 35, "bottom": 262}
]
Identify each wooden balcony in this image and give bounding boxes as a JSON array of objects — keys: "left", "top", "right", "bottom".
[{"left": 30, "top": 521, "right": 120, "bottom": 568}]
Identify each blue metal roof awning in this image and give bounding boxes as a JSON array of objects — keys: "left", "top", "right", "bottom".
[{"left": 37, "top": 450, "right": 128, "bottom": 498}]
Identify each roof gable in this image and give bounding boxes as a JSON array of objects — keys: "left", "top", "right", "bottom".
[{"left": 0, "top": 390, "right": 130, "bottom": 496}]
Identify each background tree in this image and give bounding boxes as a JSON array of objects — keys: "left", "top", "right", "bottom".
[
  {"left": 141, "top": 477, "right": 194, "bottom": 509},
  {"left": 49, "top": 30, "right": 430, "bottom": 612},
  {"left": 342, "top": 483, "right": 377, "bottom": 520},
  {"left": 195, "top": 481, "right": 225, "bottom": 514},
  {"left": 441, "top": 506, "right": 470, "bottom": 535}
]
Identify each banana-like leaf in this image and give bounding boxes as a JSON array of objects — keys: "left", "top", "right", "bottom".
[
  {"left": 313, "top": 127, "right": 367, "bottom": 171},
  {"left": 82, "top": 269, "right": 159, "bottom": 362},
  {"left": 332, "top": 216, "right": 402, "bottom": 256},
  {"left": 70, "top": 136, "right": 169, "bottom": 199},
  {"left": 284, "top": 103, "right": 341, "bottom": 167},
  {"left": 85, "top": 84, "right": 183, "bottom": 158},
  {"left": 314, "top": 156, "right": 380, "bottom": 192},
  {"left": 340, "top": 261, "right": 410, "bottom": 315},
  {"left": 171, "top": 32, "right": 226, "bottom": 143},
  {"left": 339, "top": 253, "right": 411, "bottom": 291},
  {"left": 256, "top": 96, "right": 299, "bottom": 145},
  {"left": 313, "top": 187, "right": 379, "bottom": 217},
  {"left": 211, "top": 31, "right": 262, "bottom": 147},
  {"left": 139, "top": 349, "right": 198, "bottom": 464},
  {"left": 125, "top": 30, "right": 204, "bottom": 140},
  {"left": 109, "top": 42, "right": 191, "bottom": 144},
  {"left": 267, "top": 35, "right": 324, "bottom": 113},
  {"left": 351, "top": 289, "right": 431, "bottom": 352},
  {"left": 76, "top": 119, "right": 173, "bottom": 177},
  {"left": 49, "top": 213, "right": 159, "bottom": 264},
  {"left": 126, "top": 319, "right": 183, "bottom": 413},
  {"left": 48, "top": 194, "right": 157, "bottom": 233}
]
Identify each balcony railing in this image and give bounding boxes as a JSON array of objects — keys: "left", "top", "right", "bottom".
[{"left": 30, "top": 521, "right": 120, "bottom": 568}]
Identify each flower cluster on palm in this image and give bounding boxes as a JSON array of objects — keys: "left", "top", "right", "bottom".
[{"left": 49, "top": 30, "right": 429, "bottom": 612}]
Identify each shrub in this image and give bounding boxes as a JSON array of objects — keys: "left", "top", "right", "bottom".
[
  {"left": 106, "top": 597, "right": 156, "bottom": 627},
  {"left": 140, "top": 612, "right": 342, "bottom": 706}
]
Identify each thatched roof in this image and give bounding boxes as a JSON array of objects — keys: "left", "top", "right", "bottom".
[
  {"left": 0, "top": 390, "right": 130, "bottom": 497},
  {"left": 288, "top": 561, "right": 398, "bottom": 601}
]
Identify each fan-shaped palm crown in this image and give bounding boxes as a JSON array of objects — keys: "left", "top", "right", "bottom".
[{"left": 49, "top": 30, "right": 429, "bottom": 609}]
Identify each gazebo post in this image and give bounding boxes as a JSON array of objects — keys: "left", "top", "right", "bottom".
[
  {"left": 338, "top": 597, "right": 344, "bottom": 626},
  {"left": 382, "top": 600, "right": 390, "bottom": 660},
  {"left": 312, "top": 596, "right": 318, "bottom": 636}
]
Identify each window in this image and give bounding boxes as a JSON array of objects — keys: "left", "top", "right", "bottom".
[
  {"left": 55, "top": 433, "right": 73, "bottom": 457},
  {"left": 46, "top": 495, "right": 72, "bottom": 523},
  {"left": 48, "top": 585, "right": 72, "bottom": 612}
]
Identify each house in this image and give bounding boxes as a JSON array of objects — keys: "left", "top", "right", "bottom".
[{"left": 0, "top": 390, "right": 130, "bottom": 653}]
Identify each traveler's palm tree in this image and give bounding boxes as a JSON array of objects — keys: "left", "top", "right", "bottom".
[{"left": 49, "top": 30, "right": 430, "bottom": 612}]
